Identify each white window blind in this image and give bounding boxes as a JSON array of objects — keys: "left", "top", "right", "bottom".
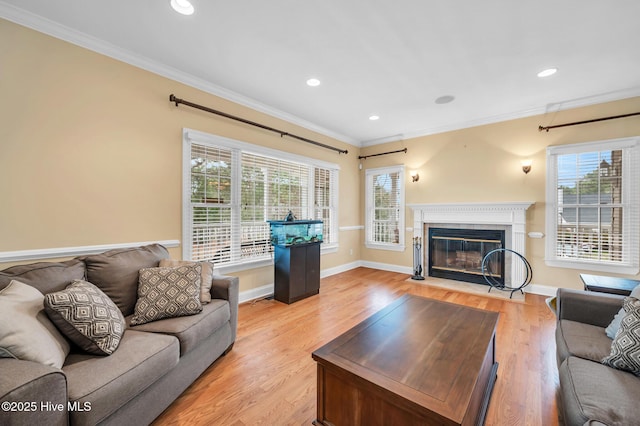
[
  {"left": 314, "top": 167, "right": 337, "bottom": 245},
  {"left": 190, "top": 144, "right": 233, "bottom": 263},
  {"left": 184, "top": 130, "right": 339, "bottom": 268},
  {"left": 365, "top": 166, "right": 405, "bottom": 251},
  {"left": 546, "top": 137, "right": 640, "bottom": 274}
]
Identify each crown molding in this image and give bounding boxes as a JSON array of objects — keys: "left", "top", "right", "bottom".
[
  {"left": 362, "top": 87, "right": 640, "bottom": 147},
  {"left": 4, "top": 2, "right": 639, "bottom": 150},
  {"left": 0, "top": 2, "right": 360, "bottom": 148}
]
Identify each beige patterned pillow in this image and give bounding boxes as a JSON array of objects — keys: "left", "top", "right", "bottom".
[
  {"left": 159, "top": 259, "right": 213, "bottom": 304},
  {"left": 44, "top": 280, "right": 125, "bottom": 355},
  {"left": 130, "top": 264, "right": 203, "bottom": 326}
]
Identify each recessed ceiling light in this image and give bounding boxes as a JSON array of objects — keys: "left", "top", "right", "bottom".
[
  {"left": 369, "top": 115, "right": 380, "bottom": 121},
  {"left": 435, "top": 95, "right": 455, "bottom": 104},
  {"left": 537, "top": 68, "right": 557, "bottom": 78},
  {"left": 170, "top": 0, "right": 194, "bottom": 15},
  {"left": 306, "top": 78, "right": 321, "bottom": 87}
]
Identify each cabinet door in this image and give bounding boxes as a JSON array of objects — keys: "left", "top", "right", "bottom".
[
  {"left": 289, "top": 245, "right": 307, "bottom": 299},
  {"left": 305, "top": 243, "right": 320, "bottom": 294}
]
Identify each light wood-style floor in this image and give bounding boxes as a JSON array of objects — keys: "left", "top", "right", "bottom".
[{"left": 153, "top": 267, "right": 560, "bottom": 425}]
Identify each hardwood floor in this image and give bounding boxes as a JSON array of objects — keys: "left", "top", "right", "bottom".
[{"left": 153, "top": 267, "right": 560, "bottom": 425}]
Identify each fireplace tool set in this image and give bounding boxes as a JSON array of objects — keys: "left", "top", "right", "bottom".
[{"left": 411, "top": 237, "right": 425, "bottom": 280}]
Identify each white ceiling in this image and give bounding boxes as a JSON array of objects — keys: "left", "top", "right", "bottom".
[{"left": 2, "top": 0, "right": 640, "bottom": 147}]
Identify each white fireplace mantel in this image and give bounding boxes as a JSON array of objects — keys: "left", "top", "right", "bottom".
[
  {"left": 408, "top": 201, "right": 535, "bottom": 285},
  {"left": 408, "top": 202, "right": 534, "bottom": 227}
]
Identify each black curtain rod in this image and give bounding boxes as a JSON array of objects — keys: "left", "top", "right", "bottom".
[
  {"left": 169, "top": 94, "right": 348, "bottom": 154},
  {"left": 358, "top": 148, "right": 407, "bottom": 160},
  {"left": 539, "top": 111, "right": 640, "bottom": 132}
]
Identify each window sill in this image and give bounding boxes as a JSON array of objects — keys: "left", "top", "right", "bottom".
[
  {"left": 365, "top": 242, "right": 406, "bottom": 252},
  {"left": 545, "top": 258, "right": 639, "bottom": 275}
]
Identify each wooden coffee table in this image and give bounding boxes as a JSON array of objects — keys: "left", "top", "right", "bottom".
[{"left": 312, "top": 294, "right": 499, "bottom": 426}]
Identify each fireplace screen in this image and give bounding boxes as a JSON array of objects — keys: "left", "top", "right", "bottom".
[{"left": 428, "top": 228, "right": 505, "bottom": 285}]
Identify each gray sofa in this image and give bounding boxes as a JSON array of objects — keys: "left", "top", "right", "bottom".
[
  {"left": 556, "top": 288, "right": 640, "bottom": 426},
  {"left": 0, "top": 244, "right": 239, "bottom": 426}
]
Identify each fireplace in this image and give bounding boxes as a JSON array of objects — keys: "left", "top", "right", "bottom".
[
  {"left": 409, "top": 202, "right": 534, "bottom": 287},
  {"left": 428, "top": 228, "right": 505, "bottom": 285}
]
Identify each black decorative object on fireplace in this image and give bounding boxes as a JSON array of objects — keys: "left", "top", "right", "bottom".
[{"left": 428, "top": 228, "right": 505, "bottom": 285}]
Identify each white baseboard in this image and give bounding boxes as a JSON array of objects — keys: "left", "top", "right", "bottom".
[
  {"left": 359, "top": 261, "right": 413, "bottom": 275},
  {"left": 320, "top": 261, "right": 362, "bottom": 278},
  {"left": 239, "top": 283, "right": 274, "bottom": 304},
  {"left": 525, "top": 284, "right": 559, "bottom": 297}
]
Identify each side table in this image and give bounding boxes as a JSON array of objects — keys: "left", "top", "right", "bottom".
[{"left": 580, "top": 274, "right": 640, "bottom": 296}]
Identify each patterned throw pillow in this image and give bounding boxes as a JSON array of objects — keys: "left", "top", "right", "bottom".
[
  {"left": 602, "top": 296, "right": 640, "bottom": 376},
  {"left": 44, "top": 280, "right": 125, "bottom": 356},
  {"left": 130, "top": 264, "right": 202, "bottom": 326},
  {"left": 159, "top": 259, "right": 213, "bottom": 304}
]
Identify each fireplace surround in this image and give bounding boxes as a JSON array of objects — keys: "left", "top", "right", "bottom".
[{"left": 409, "top": 202, "right": 534, "bottom": 287}]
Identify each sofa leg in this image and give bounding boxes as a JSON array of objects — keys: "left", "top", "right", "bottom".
[{"left": 222, "top": 343, "right": 234, "bottom": 355}]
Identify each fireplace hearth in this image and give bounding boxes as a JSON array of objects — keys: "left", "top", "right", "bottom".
[{"left": 428, "top": 228, "right": 505, "bottom": 285}]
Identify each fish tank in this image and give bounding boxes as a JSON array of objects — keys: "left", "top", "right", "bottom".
[{"left": 268, "top": 220, "right": 323, "bottom": 246}]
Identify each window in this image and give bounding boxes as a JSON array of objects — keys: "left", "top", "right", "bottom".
[
  {"left": 365, "top": 165, "right": 405, "bottom": 251},
  {"left": 183, "top": 129, "right": 339, "bottom": 269},
  {"left": 545, "top": 137, "right": 640, "bottom": 274}
]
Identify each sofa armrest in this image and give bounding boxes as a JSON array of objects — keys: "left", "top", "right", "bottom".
[
  {"left": 210, "top": 274, "right": 239, "bottom": 343},
  {"left": 0, "top": 358, "right": 68, "bottom": 426},
  {"left": 557, "top": 288, "right": 624, "bottom": 328}
]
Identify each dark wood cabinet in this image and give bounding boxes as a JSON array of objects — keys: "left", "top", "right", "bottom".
[{"left": 273, "top": 242, "right": 321, "bottom": 304}]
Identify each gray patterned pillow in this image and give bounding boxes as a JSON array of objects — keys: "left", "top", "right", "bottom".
[
  {"left": 130, "top": 264, "right": 202, "bottom": 326},
  {"left": 44, "top": 280, "right": 125, "bottom": 356},
  {"left": 602, "top": 296, "right": 640, "bottom": 376}
]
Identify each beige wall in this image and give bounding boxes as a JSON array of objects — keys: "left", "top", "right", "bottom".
[
  {"left": 2, "top": 18, "right": 639, "bottom": 294},
  {"left": 0, "top": 19, "right": 361, "bottom": 293},
  {"left": 360, "top": 96, "right": 640, "bottom": 290}
]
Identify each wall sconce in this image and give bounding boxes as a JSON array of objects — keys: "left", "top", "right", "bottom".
[
  {"left": 521, "top": 160, "right": 532, "bottom": 174},
  {"left": 410, "top": 171, "right": 420, "bottom": 182}
]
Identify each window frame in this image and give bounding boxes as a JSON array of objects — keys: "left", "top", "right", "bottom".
[
  {"left": 545, "top": 136, "right": 640, "bottom": 274},
  {"left": 183, "top": 129, "right": 339, "bottom": 273},
  {"left": 364, "top": 165, "right": 406, "bottom": 252}
]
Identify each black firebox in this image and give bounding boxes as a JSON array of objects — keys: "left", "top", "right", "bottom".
[{"left": 428, "top": 228, "right": 505, "bottom": 285}]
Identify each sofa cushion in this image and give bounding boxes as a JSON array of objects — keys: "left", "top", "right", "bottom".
[
  {"left": 44, "top": 280, "right": 126, "bottom": 355},
  {"left": 0, "top": 259, "right": 85, "bottom": 294},
  {"left": 130, "top": 264, "right": 202, "bottom": 326},
  {"left": 82, "top": 244, "right": 169, "bottom": 316},
  {"left": 63, "top": 329, "right": 179, "bottom": 425},
  {"left": 559, "top": 356, "right": 640, "bottom": 426},
  {"left": 556, "top": 319, "right": 613, "bottom": 364},
  {"left": 130, "top": 299, "right": 230, "bottom": 355},
  {"left": 160, "top": 259, "right": 213, "bottom": 304},
  {"left": 602, "top": 297, "right": 640, "bottom": 376},
  {"left": 0, "top": 280, "right": 70, "bottom": 368}
]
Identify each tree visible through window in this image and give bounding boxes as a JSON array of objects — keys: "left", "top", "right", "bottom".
[
  {"left": 365, "top": 166, "right": 405, "bottom": 250},
  {"left": 184, "top": 131, "right": 339, "bottom": 267},
  {"left": 546, "top": 137, "right": 639, "bottom": 273}
]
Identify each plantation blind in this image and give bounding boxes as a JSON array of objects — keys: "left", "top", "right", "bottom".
[
  {"left": 240, "top": 152, "right": 310, "bottom": 260},
  {"left": 190, "top": 144, "right": 234, "bottom": 263},
  {"left": 365, "top": 166, "right": 405, "bottom": 249},
  {"left": 546, "top": 137, "right": 640, "bottom": 273},
  {"left": 185, "top": 129, "right": 339, "bottom": 267}
]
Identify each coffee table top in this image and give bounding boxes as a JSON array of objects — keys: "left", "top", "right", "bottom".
[{"left": 312, "top": 294, "right": 499, "bottom": 423}]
